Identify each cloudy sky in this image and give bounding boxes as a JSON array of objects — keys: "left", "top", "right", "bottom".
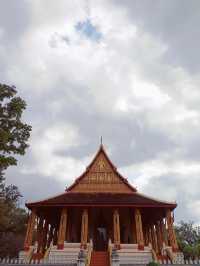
[{"left": 1, "top": 0, "right": 200, "bottom": 223}]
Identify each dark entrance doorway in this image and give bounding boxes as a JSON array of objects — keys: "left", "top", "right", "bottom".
[
  {"left": 94, "top": 227, "right": 107, "bottom": 250},
  {"left": 93, "top": 211, "right": 108, "bottom": 251}
]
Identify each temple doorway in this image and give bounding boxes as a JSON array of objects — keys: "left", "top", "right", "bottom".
[
  {"left": 92, "top": 209, "right": 111, "bottom": 251},
  {"left": 94, "top": 226, "right": 107, "bottom": 250}
]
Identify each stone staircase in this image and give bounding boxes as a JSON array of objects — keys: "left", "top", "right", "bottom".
[
  {"left": 90, "top": 251, "right": 109, "bottom": 266},
  {"left": 164, "top": 246, "right": 184, "bottom": 264},
  {"left": 116, "top": 244, "right": 152, "bottom": 265},
  {"left": 48, "top": 242, "right": 81, "bottom": 264},
  {"left": 18, "top": 246, "right": 35, "bottom": 263}
]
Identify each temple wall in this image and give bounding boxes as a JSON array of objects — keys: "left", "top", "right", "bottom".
[{"left": 23, "top": 206, "right": 178, "bottom": 258}]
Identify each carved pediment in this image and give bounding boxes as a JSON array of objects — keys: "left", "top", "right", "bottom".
[{"left": 68, "top": 145, "right": 136, "bottom": 193}]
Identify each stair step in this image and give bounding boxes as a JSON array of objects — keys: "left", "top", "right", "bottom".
[{"left": 90, "top": 251, "right": 109, "bottom": 266}]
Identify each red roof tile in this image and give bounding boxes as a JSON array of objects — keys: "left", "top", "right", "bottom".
[{"left": 26, "top": 192, "right": 176, "bottom": 209}]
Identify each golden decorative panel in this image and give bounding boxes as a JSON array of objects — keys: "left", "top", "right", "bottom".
[{"left": 70, "top": 151, "right": 133, "bottom": 193}]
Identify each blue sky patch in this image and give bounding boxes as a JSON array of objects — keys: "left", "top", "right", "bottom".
[{"left": 75, "top": 19, "right": 102, "bottom": 42}]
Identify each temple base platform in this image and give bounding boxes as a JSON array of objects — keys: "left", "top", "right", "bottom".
[
  {"left": 48, "top": 242, "right": 82, "bottom": 264},
  {"left": 110, "top": 244, "right": 152, "bottom": 265}
]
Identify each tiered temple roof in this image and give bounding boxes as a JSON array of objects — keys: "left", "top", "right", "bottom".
[{"left": 26, "top": 145, "right": 176, "bottom": 210}]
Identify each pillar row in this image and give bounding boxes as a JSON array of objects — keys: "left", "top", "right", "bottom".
[
  {"left": 37, "top": 217, "right": 44, "bottom": 253},
  {"left": 134, "top": 208, "right": 144, "bottom": 250},
  {"left": 57, "top": 208, "right": 68, "bottom": 249},
  {"left": 166, "top": 209, "right": 179, "bottom": 252},
  {"left": 81, "top": 209, "right": 88, "bottom": 249},
  {"left": 41, "top": 219, "right": 49, "bottom": 253},
  {"left": 47, "top": 225, "right": 54, "bottom": 248},
  {"left": 156, "top": 222, "right": 163, "bottom": 254},
  {"left": 24, "top": 209, "right": 37, "bottom": 251},
  {"left": 161, "top": 218, "right": 168, "bottom": 245},
  {"left": 113, "top": 209, "right": 120, "bottom": 249}
]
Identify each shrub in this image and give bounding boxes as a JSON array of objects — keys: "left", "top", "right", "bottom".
[
  {"left": 147, "top": 262, "right": 160, "bottom": 266},
  {"left": 183, "top": 244, "right": 194, "bottom": 260}
]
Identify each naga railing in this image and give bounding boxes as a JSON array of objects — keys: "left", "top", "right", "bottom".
[
  {"left": 149, "top": 242, "right": 158, "bottom": 263},
  {"left": 85, "top": 239, "right": 93, "bottom": 266},
  {"left": 108, "top": 238, "right": 112, "bottom": 266}
]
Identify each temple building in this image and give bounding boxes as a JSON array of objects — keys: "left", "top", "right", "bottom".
[{"left": 21, "top": 144, "right": 183, "bottom": 265}]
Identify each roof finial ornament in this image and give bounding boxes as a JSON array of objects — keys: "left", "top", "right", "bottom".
[{"left": 100, "top": 136, "right": 103, "bottom": 145}]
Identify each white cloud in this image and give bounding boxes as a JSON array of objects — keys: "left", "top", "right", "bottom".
[
  {"left": 1, "top": 1, "right": 200, "bottom": 223},
  {"left": 20, "top": 123, "right": 90, "bottom": 182}
]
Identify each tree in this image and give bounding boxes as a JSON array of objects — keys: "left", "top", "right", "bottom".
[
  {"left": 175, "top": 221, "right": 200, "bottom": 261},
  {"left": 0, "top": 84, "right": 31, "bottom": 258},
  {"left": 0, "top": 185, "right": 27, "bottom": 258},
  {"left": 0, "top": 185, "right": 25, "bottom": 233},
  {"left": 195, "top": 244, "right": 200, "bottom": 259},
  {"left": 0, "top": 83, "right": 32, "bottom": 183},
  {"left": 182, "top": 244, "right": 194, "bottom": 260},
  {"left": 175, "top": 221, "right": 199, "bottom": 246}
]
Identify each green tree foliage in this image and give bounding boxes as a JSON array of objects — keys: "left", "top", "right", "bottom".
[
  {"left": 175, "top": 221, "right": 200, "bottom": 261},
  {"left": 0, "top": 83, "right": 32, "bottom": 182},
  {"left": 0, "top": 185, "right": 28, "bottom": 258},
  {"left": 147, "top": 262, "right": 160, "bottom": 266},
  {"left": 0, "top": 185, "right": 25, "bottom": 233},
  {"left": 0, "top": 84, "right": 31, "bottom": 258},
  {"left": 0, "top": 185, "right": 27, "bottom": 258},
  {"left": 176, "top": 221, "right": 199, "bottom": 245}
]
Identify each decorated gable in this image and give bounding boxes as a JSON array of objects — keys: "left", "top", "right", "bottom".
[{"left": 68, "top": 145, "right": 136, "bottom": 193}]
